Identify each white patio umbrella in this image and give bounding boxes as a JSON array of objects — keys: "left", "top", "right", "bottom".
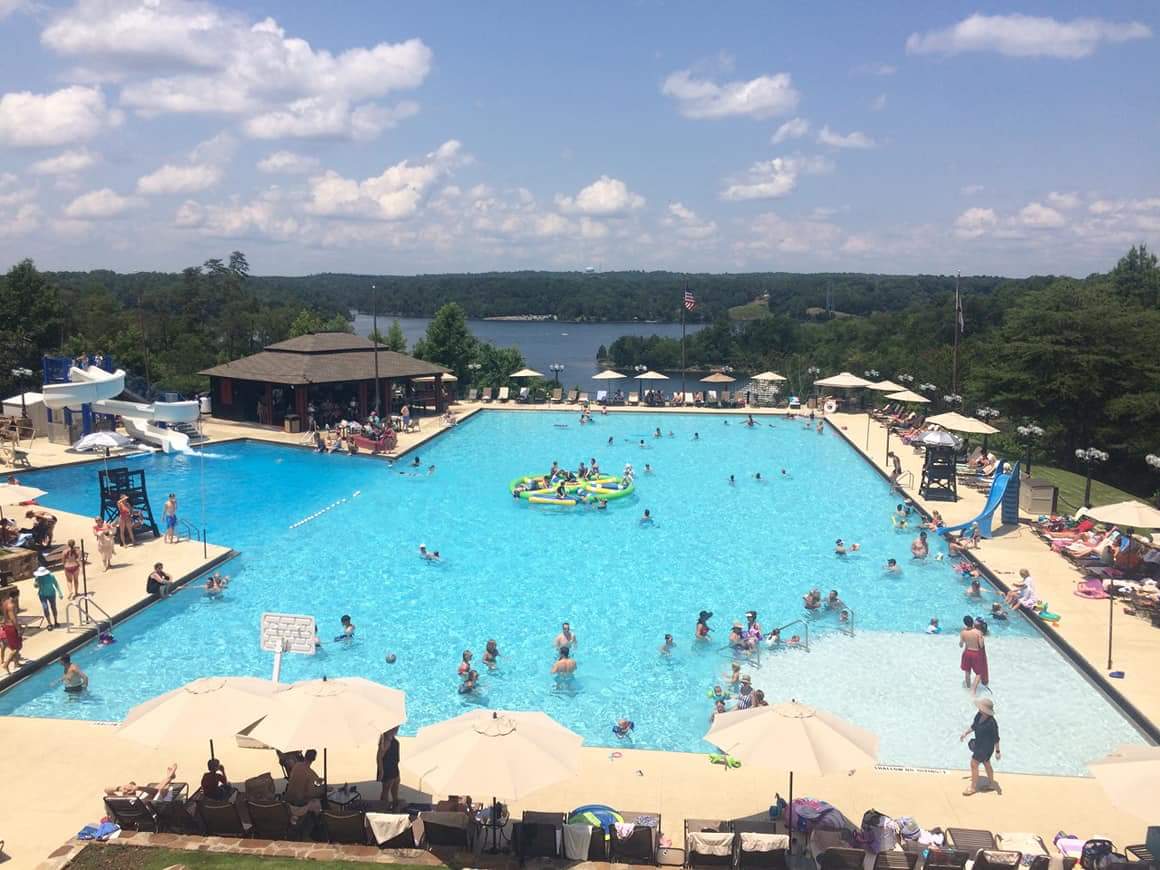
[
  {"left": 593, "top": 369, "right": 627, "bottom": 400},
  {"left": 0, "top": 482, "right": 46, "bottom": 523},
  {"left": 926, "top": 411, "right": 999, "bottom": 435},
  {"left": 72, "top": 431, "right": 134, "bottom": 452},
  {"left": 1087, "top": 744, "right": 1160, "bottom": 821},
  {"left": 635, "top": 369, "right": 669, "bottom": 397},
  {"left": 510, "top": 368, "right": 544, "bottom": 379},
  {"left": 700, "top": 372, "right": 736, "bottom": 384},
  {"left": 918, "top": 429, "right": 960, "bottom": 449},
  {"left": 866, "top": 379, "right": 905, "bottom": 393},
  {"left": 1083, "top": 500, "right": 1160, "bottom": 530},
  {"left": 705, "top": 702, "right": 878, "bottom": 848},
  {"left": 118, "top": 676, "right": 284, "bottom": 757},
  {"left": 813, "top": 371, "right": 874, "bottom": 389},
  {"left": 751, "top": 371, "right": 787, "bottom": 382},
  {"left": 405, "top": 709, "right": 582, "bottom": 839},
  {"left": 884, "top": 389, "right": 930, "bottom": 404}
]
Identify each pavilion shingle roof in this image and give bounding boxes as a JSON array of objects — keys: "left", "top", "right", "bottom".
[{"left": 199, "top": 332, "right": 449, "bottom": 385}]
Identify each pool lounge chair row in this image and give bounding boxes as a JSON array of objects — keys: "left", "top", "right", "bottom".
[
  {"left": 685, "top": 818, "right": 788, "bottom": 869},
  {"left": 514, "top": 809, "right": 662, "bottom": 863}
]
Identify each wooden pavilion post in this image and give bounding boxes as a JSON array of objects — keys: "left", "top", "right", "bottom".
[{"left": 434, "top": 374, "right": 445, "bottom": 413}]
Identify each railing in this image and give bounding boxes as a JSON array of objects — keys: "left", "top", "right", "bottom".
[
  {"left": 772, "top": 618, "right": 810, "bottom": 652},
  {"left": 840, "top": 607, "right": 855, "bottom": 637},
  {"left": 177, "top": 519, "right": 209, "bottom": 556},
  {"left": 896, "top": 470, "right": 914, "bottom": 489},
  {"left": 65, "top": 592, "right": 113, "bottom": 635}
]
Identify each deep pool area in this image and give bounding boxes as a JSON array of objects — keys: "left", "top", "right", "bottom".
[{"left": 1, "top": 410, "right": 1146, "bottom": 774}]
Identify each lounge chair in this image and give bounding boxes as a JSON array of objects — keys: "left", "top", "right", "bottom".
[
  {"left": 874, "top": 851, "right": 919, "bottom": 870},
  {"left": 628, "top": 391, "right": 640, "bottom": 405},
  {"left": 596, "top": 390, "right": 608, "bottom": 405},
  {"left": 922, "top": 848, "right": 970, "bottom": 870},
  {"left": 706, "top": 390, "right": 718, "bottom": 406},
  {"left": 466, "top": 388, "right": 478, "bottom": 402},
  {"left": 419, "top": 810, "right": 474, "bottom": 851},
  {"left": 566, "top": 389, "right": 579, "bottom": 404},
  {"left": 323, "top": 809, "right": 368, "bottom": 845},
  {"left": 819, "top": 847, "right": 867, "bottom": 870},
  {"left": 578, "top": 392, "right": 590, "bottom": 404},
  {"left": 516, "top": 810, "right": 565, "bottom": 859},
  {"left": 684, "top": 391, "right": 695, "bottom": 405},
  {"left": 480, "top": 387, "right": 493, "bottom": 403},
  {"left": 947, "top": 828, "right": 997, "bottom": 856},
  {"left": 611, "top": 811, "right": 660, "bottom": 864},
  {"left": 199, "top": 798, "right": 251, "bottom": 837},
  {"left": 497, "top": 386, "right": 511, "bottom": 403},
  {"left": 103, "top": 797, "right": 157, "bottom": 832},
  {"left": 246, "top": 799, "right": 293, "bottom": 840},
  {"left": 685, "top": 819, "right": 734, "bottom": 867},
  {"left": 517, "top": 386, "right": 530, "bottom": 403},
  {"left": 735, "top": 821, "right": 788, "bottom": 869},
  {"left": 972, "top": 850, "right": 1024, "bottom": 870},
  {"left": 550, "top": 388, "right": 563, "bottom": 403}
]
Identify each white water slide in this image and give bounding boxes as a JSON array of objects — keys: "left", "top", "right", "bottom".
[{"left": 40, "top": 366, "right": 200, "bottom": 453}]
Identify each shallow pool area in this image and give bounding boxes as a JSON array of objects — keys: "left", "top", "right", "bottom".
[{"left": 1, "top": 410, "right": 1146, "bottom": 774}]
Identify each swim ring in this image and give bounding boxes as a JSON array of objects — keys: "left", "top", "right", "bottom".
[
  {"left": 823, "top": 400, "right": 838, "bottom": 414},
  {"left": 581, "top": 476, "right": 636, "bottom": 500},
  {"left": 1035, "top": 602, "right": 1062, "bottom": 623},
  {"left": 509, "top": 473, "right": 629, "bottom": 501},
  {"left": 529, "top": 496, "right": 577, "bottom": 506}
]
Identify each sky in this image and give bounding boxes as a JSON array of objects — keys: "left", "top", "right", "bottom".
[{"left": 0, "top": 1, "right": 1157, "bottom": 277}]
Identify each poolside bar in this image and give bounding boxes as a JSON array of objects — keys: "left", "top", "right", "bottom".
[{"left": 200, "top": 333, "right": 451, "bottom": 428}]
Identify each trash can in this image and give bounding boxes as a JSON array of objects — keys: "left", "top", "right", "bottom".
[
  {"left": 199, "top": 395, "right": 212, "bottom": 414},
  {"left": 283, "top": 414, "right": 300, "bottom": 434}
]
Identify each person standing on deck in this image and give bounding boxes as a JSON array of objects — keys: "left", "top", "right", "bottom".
[{"left": 163, "top": 493, "right": 178, "bottom": 544}]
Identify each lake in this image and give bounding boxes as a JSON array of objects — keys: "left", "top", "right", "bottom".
[{"left": 352, "top": 314, "right": 705, "bottom": 396}]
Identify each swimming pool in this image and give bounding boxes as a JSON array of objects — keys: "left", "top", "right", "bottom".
[{"left": 1, "top": 411, "right": 1146, "bottom": 774}]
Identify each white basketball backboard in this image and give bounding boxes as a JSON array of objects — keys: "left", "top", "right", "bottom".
[{"left": 260, "top": 612, "right": 316, "bottom": 656}]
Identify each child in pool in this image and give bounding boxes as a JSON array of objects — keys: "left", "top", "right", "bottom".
[
  {"left": 926, "top": 617, "right": 941, "bottom": 634},
  {"left": 613, "top": 719, "right": 635, "bottom": 738}
]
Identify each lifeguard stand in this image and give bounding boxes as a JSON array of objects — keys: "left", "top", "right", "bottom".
[
  {"left": 99, "top": 466, "right": 161, "bottom": 539},
  {"left": 920, "top": 445, "right": 959, "bottom": 501}
]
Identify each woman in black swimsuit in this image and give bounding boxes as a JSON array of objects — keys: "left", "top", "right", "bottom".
[
  {"left": 377, "top": 728, "right": 401, "bottom": 808},
  {"left": 960, "top": 696, "right": 1000, "bottom": 795}
]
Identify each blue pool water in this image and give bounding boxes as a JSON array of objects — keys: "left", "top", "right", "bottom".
[{"left": 1, "top": 411, "right": 1146, "bottom": 774}]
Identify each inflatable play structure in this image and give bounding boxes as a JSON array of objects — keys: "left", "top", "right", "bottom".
[
  {"left": 509, "top": 473, "right": 636, "bottom": 505},
  {"left": 40, "top": 357, "right": 200, "bottom": 454},
  {"left": 936, "top": 461, "right": 1021, "bottom": 540}
]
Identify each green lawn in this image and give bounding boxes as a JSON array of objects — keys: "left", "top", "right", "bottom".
[
  {"left": 727, "top": 301, "right": 771, "bottom": 320},
  {"left": 1030, "top": 464, "right": 1137, "bottom": 512},
  {"left": 68, "top": 843, "right": 434, "bottom": 870}
]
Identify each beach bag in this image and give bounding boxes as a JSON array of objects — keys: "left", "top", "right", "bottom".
[{"left": 1081, "top": 839, "right": 1126, "bottom": 870}]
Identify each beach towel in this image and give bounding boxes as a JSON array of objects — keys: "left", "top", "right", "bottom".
[
  {"left": 740, "top": 832, "right": 789, "bottom": 852},
  {"left": 563, "top": 822, "right": 594, "bottom": 860},
  {"left": 366, "top": 812, "right": 410, "bottom": 846},
  {"left": 615, "top": 821, "right": 637, "bottom": 839},
  {"left": 688, "top": 831, "right": 734, "bottom": 856},
  {"left": 77, "top": 821, "right": 120, "bottom": 841}
]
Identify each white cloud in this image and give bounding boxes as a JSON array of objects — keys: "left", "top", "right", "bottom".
[
  {"left": 906, "top": 14, "right": 1151, "bottom": 59},
  {"left": 961, "top": 184, "right": 985, "bottom": 196},
  {"left": 0, "top": 85, "right": 121, "bottom": 147},
  {"left": 0, "top": 174, "right": 37, "bottom": 208},
  {"left": 0, "top": 204, "right": 41, "bottom": 238},
  {"left": 720, "top": 154, "right": 833, "bottom": 202},
  {"left": 1089, "top": 197, "right": 1160, "bottom": 215},
  {"left": 307, "top": 139, "right": 467, "bottom": 220},
  {"left": 661, "top": 69, "right": 799, "bottom": 120},
  {"left": 1019, "top": 202, "right": 1066, "bottom": 228},
  {"left": 853, "top": 63, "right": 896, "bottom": 76},
  {"left": 0, "top": 0, "right": 29, "bottom": 20},
  {"left": 771, "top": 117, "right": 810, "bottom": 144},
  {"left": 555, "top": 176, "right": 645, "bottom": 215},
  {"left": 737, "top": 211, "right": 843, "bottom": 255},
  {"left": 244, "top": 99, "right": 418, "bottom": 141},
  {"left": 257, "top": 150, "right": 320, "bottom": 174},
  {"left": 64, "top": 187, "right": 141, "bottom": 218},
  {"left": 137, "top": 163, "right": 222, "bottom": 195},
  {"left": 579, "top": 217, "right": 608, "bottom": 240},
  {"left": 29, "top": 148, "right": 99, "bottom": 175},
  {"left": 180, "top": 188, "right": 302, "bottom": 240},
  {"left": 1046, "top": 191, "right": 1081, "bottom": 209},
  {"left": 42, "top": 0, "right": 432, "bottom": 140},
  {"left": 663, "top": 201, "right": 717, "bottom": 240},
  {"left": 842, "top": 234, "right": 874, "bottom": 254},
  {"left": 869, "top": 93, "right": 887, "bottom": 111},
  {"left": 818, "top": 125, "right": 876, "bottom": 149},
  {"left": 954, "top": 207, "right": 998, "bottom": 239}
]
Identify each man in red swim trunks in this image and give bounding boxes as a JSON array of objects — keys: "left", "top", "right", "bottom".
[{"left": 959, "top": 615, "right": 989, "bottom": 695}]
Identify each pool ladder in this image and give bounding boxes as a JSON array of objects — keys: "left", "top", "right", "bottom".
[
  {"left": 65, "top": 592, "right": 113, "bottom": 636},
  {"left": 840, "top": 607, "right": 856, "bottom": 637},
  {"left": 774, "top": 618, "right": 811, "bottom": 652}
]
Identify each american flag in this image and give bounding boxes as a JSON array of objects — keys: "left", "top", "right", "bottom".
[{"left": 683, "top": 289, "right": 697, "bottom": 311}]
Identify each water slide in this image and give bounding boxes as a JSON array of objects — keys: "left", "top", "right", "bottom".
[
  {"left": 936, "top": 462, "right": 1020, "bottom": 539},
  {"left": 41, "top": 366, "right": 200, "bottom": 453}
]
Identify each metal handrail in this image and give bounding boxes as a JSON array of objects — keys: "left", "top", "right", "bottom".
[
  {"left": 65, "top": 592, "right": 113, "bottom": 634},
  {"left": 773, "top": 618, "right": 810, "bottom": 652},
  {"left": 841, "top": 607, "right": 855, "bottom": 636},
  {"left": 897, "top": 470, "right": 915, "bottom": 488}
]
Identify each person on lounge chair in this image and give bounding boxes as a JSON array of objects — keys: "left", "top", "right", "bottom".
[{"left": 200, "top": 758, "right": 233, "bottom": 800}]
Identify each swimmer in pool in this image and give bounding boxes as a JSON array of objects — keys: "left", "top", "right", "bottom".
[
  {"left": 483, "top": 639, "right": 500, "bottom": 669},
  {"left": 816, "top": 421, "right": 824, "bottom": 434},
  {"left": 613, "top": 719, "right": 635, "bottom": 738},
  {"left": 711, "top": 685, "right": 731, "bottom": 702},
  {"left": 754, "top": 472, "right": 763, "bottom": 481},
  {"left": 835, "top": 538, "right": 847, "bottom": 555},
  {"left": 839, "top": 609, "right": 850, "bottom": 624},
  {"left": 729, "top": 475, "right": 736, "bottom": 486},
  {"left": 787, "top": 634, "right": 801, "bottom": 646},
  {"left": 654, "top": 427, "right": 662, "bottom": 438},
  {"left": 764, "top": 627, "right": 781, "bottom": 648},
  {"left": 990, "top": 603, "right": 1008, "bottom": 621},
  {"left": 723, "top": 419, "right": 729, "bottom": 426},
  {"left": 781, "top": 468, "right": 789, "bottom": 476},
  {"left": 418, "top": 544, "right": 440, "bottom": 561},
  {"left": 410, "top": 456, "right": 421, "bottom": 467},
  {"left": 640, "top": 509, "right": 654, "bottom": 526},
  {"left": 723, "top": 662, "right": 742, "bottom": 688},
  {"left": 825, "top": 589, "right": 844, "bottom": 610},
  {"left": 926, "top": 617, "right": 941, "bottom": 634},
  {"left": 458, "top": 669, "right": 479, "bottom": 694},
  {"left": 884, "top": 558, "right": 900, "bottom": 573},
  {"left": 894, "top": 504, "right": 909, "bottom": 527},
  {"left": 458, "top": 649, "right": 473, "bottom": 679},
  {"left": 911, "top": 531, "right": 929, "bottom": 559},
  {"left": 336, "top": 614, "right": 355, "bottom": 641},
  {"left": 427, "top": 465, "right": 436, "bottom": 475},
  {"left": 693, "top": 432, "right": 699, "bottom": 440},
  {"left": 59, "top": 654, "right": 88, "bottom": 693},
  {"left": 696, "top": 610, "right": 713, "bottom": 640},
  {"left": 555, "top": 622, "right": 577, "bottom": 649},
  {"left": 551, "top": 646, "right": 577, "bottom": 676},
  {"left": 596, "top": 499, "right": 608, "bottom": 510},
  {"left": 659, "top": 633, "right": 675, "bottom": 655},
  {"left": 747, "top": 414, "right": 756, "bottom": 427},
  {"left": 967, "top": 579, "right": 982, "bottom": 598},
  {"left": 803, "top": 589, "right": 822, "bottom": 610},
  {"left": 644, "top": 464, "right": 653, "bottom": 474},
  {"left": 608, "top": 436, "right": 614, "bottom": 446}
]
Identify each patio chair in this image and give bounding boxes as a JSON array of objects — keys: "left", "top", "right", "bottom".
[
  {"left": 550, "top": 388, "right": 563, "bottom": 403},
  {"left": 419, "top": 810, "right": 474, "bottom": 851},
  {"left": 517, "top": 386, "right": 530, "bottom": 403},
  {"left": 578, "top": 392, "right": 589, "bottom": 404},
  {"left": 874, "top": 851, "right": 919, "bottom": 870},
  {"left": 735, "top": 820, "right": 788, "bottom": 869},
  {"left": 323, "top": 809, "right": 369, "bottom": 845},
  {"left": 481, "top": 386, "right": 493, "bottom": 402},
  {"left": 246, "top": 799, "right": 293, "bottom": 840},
  {"left": 972, "top": 850, "right": 1024, "bottom": 870},
  {"left": 923, "top": 849, "right": 970, "bottom": 870},
  {"left": 818, "top": 847, "right": 867, "bottom": 870},
  {"left": 684, "top": 391, "right": 695, "bottom": 405},
  {"left": 517, "top": 810, "right": 565, "bottom": 859},
  {"left": 612, "top": 811, "right": 660, "bottom": 864},
  {"left": 497, "top": 386, "right": 511, "bottom": 403},
  {"left": 628, "top": 391, "right": 640, "bottom": 405},
  {"left": 275, "top": 750, "right": 304, "bottom": 780},
  {"left": 566, "top": 389, "right": 579, "bottom": 403},
  {"left": 706, "top": 390, "right": 718, "bottom": 406},
  {"left": 466, "top": 388, "right": 478, "bottom": 402},
  {"left": 596, "top": 390, "right": 608, "bottom": 404},
  {"left": 947, "top": 828, "right": 997, "bottom": 856},
  {"left": 685, "top": 818, "right": 734, "bottom": 867},
  {"left": 199, "top": 798, "right": 251, "bottom": 837},
  {"left": 103, "top": 796, "right": 158, "bottom": 832}
]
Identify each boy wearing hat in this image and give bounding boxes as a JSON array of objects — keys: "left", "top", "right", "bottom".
[{"left": 33, "top": 567, "right": 63, "bottom": 630}]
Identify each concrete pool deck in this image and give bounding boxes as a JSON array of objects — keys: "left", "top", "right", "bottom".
[{"left": 1, "top": 404, "right": 1156, "bottom": 868}]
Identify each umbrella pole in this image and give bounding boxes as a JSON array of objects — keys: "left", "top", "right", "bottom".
[
  {"left": 787, "top": 770, "right": 794, "bottom": 855},
  {"left": 209, "top": 738, "right": 215, "bottom": 760}
]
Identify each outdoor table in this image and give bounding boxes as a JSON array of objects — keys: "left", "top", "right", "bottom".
[
  {"left": 326, "top": 785, "right": 361, "bottom": 810},
  {"left": 475, "top": 804, "right": 510, "bottom": 853}
]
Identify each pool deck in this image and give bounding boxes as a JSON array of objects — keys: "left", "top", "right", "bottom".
[{"left": 2, "top": 404, "right": 1157, "bottom": 869}]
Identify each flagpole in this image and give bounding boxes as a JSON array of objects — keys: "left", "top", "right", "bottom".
[
  {"left": 680, "top": 278, "right": 688, "bottom": 397},
  {"left": 952, "top": 271, "right": 961, "bottom": 396}
]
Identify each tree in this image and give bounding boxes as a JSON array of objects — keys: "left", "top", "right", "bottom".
[
  {"left": 385, "top": 319, "right": 407, "bottom": 352},
  {"left": 413, "top": 303, "right": 477, "bottom": 377},
  {"left": 289, "top": 309, "right": 326, "bottom": 337}
]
